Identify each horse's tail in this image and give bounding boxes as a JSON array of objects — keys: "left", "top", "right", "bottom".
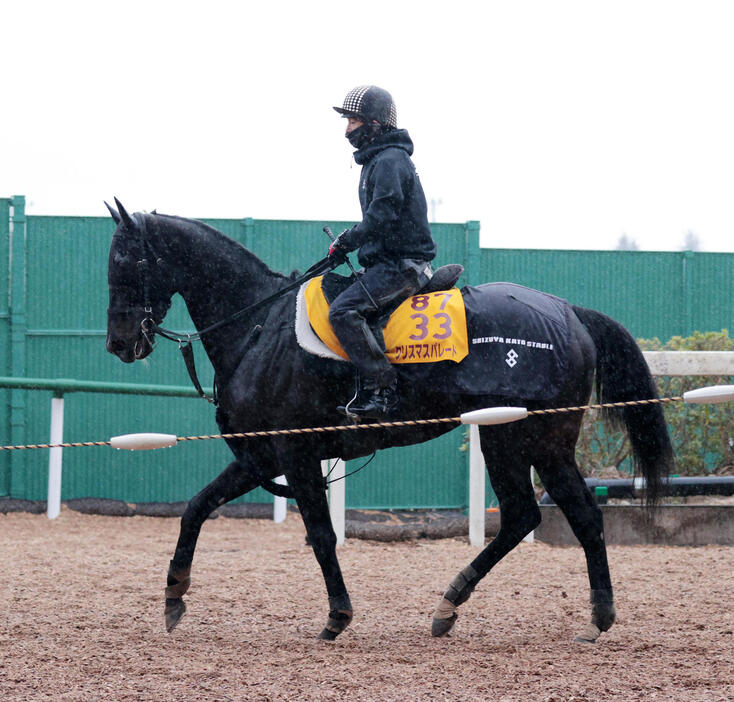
[{"left": 572, "top": 305, "right": 674, "bottom": 507}]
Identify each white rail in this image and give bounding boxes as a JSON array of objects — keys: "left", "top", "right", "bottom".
[{"left": 643, "top": 351, "right": 734, "bottom": 376}]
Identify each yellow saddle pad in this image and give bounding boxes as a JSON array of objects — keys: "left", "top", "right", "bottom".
[{"left": 304, "top": 276, "right": 468, "bottom": 364}]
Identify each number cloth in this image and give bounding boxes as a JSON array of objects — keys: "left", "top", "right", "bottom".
[{"left": 304, "top": 276, "right": 468, "bottom": 364}]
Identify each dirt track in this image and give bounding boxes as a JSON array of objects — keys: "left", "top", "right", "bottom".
[{"left": 1, "top": 509, "right": 732, "bottom": 701}]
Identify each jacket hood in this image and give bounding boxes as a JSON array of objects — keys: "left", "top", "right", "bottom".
[{"left": 354, "top": 128, "right": 414, "bottom": 165}]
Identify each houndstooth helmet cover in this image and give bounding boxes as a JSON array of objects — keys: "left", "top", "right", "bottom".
[{"left": 333, "top": 86, "right": 397, "bottom": 128}]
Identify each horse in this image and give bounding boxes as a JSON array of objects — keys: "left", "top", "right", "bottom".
[{"left": 105, "top": 199, "right": 673, "bottom": 643}]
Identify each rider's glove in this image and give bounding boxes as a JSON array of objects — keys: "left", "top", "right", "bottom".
[{"left": 327, "top": 230, "right": 353, "bottom": 265}]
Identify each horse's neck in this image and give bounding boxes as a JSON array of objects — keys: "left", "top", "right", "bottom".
[
  {"left": 155, "top": 215, "right": 286, "bottom": 375},
  {"left": 157, "top": 216, "right": 280, "bottom": 311}
]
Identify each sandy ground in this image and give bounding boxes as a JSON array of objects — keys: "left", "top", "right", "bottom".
[{"left": 1, "top": 509, "right": 732, "bottom": 702}]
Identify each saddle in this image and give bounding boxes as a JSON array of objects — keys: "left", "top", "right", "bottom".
[{"left": 320, "top": 264, "right": 465, "bottom": 304}]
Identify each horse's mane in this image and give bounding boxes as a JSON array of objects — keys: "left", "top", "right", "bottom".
[{"left": 152, "top": 213, "right": 292, "bottom": 283}]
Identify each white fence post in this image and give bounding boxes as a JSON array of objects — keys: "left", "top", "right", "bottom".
[
  {"left": 523, "top": 466, "right": 535, "bottom": 543},
  {"left": 47, "top": 394, "right": 64, "bottom": 520},
  {"left": 468, "top": 424, "right": 485, "bottom": 547},
  {"left": 323, "top": 458, "right": 345, "bottom": 545},
  {"left": 273, "top": 475, "right": 288, "bottom": 523}
]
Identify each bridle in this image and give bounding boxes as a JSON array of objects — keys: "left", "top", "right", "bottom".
[{"left": 123, "top": 212, "right": 338, "bottom": 403}]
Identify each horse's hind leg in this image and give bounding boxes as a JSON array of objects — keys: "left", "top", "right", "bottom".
[
  {"left": 433, "top": 424, "right": 540, "bottom": 637},
  {"left": 165, "top": 457, "right": 260, "bottom": 633},
  {"left": 532, "top": 441, "right": 615, "bottom": 644}
]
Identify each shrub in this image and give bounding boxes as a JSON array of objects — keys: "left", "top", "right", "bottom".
[{"left": 576, "top": 330, "right": 733, "bottom": 477}]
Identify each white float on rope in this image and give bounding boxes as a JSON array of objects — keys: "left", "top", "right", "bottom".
[
  {"left": 110, "top": 433, "right": 178, "bottom": 450},
  {"left": 682, "top": 384, "right": 734, "bottom": 404},
  {"left": 460, "top": 406, "right": 528, "bottom": 425}
]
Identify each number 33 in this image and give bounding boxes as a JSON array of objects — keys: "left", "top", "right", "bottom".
[{"left": 408, "top": 291, "right": 454, "bottom": 341}]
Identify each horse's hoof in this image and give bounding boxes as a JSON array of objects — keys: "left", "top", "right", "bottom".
[
  {"left": 432, "top": 594, "right": 459, "bottom": 638},
  {"left": 317, "top": 608, "right": 353, "bottom": 641},
  {"left": 590, "top": 589, "right": 615, "bottom": 632},
  {"left": 165, "top": 597, "right": 186, "bottom": 633},
  {"left": 573, "top": 623, "right": 601, "bottom": 644},
  {"left": 318, "top": 628, "right": 339, "bottom": 641},
  {"left": 431, "top": 612, "right": 458, "bottom": 637}
]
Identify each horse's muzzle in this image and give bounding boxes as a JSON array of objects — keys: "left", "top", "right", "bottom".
[{"left": 106, "top": 333, "right": 152, "bottom": 363}]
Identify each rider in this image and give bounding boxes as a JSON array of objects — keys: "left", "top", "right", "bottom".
[{"left": 328, "top": 85, "right": 437, "bottom": 418}]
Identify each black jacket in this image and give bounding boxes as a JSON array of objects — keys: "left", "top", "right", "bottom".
[{"left": 339, "top": 129, "right": 436, "bottom": 268}]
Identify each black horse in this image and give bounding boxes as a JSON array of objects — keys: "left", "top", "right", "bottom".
[{"left": 105, "top": 200, "right": 673, "bottom": 643}]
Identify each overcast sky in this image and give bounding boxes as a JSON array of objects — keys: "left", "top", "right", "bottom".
[{"left": 2, "top": 0, "right": 733, "bottom": 253}]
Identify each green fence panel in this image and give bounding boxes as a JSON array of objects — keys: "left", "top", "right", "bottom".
[
  {"left": 341, "top": 426, "right": 470, "bottom": 510},
  {"left": 479, "top": 248, "right": 733, "bottom": 340},
  {"left": 0, "top": 199, "right": 10, "bottom": 495},
  {"left": 684, "top": 252, "right": 734, "bottom": 338},
  {"left": 9, "top": 197, "right": 28, "bottom": 499}
]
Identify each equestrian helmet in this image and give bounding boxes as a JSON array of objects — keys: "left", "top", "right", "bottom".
[{"left": 333, "top": 86, "right": 397, "bottom": 128}]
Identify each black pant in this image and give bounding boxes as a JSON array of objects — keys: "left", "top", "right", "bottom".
[{"left": 328, "top": 260, "right": 430, "bottom": 388}]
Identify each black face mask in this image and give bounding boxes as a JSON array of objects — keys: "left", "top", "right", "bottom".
[{"left": 346, "top": 123, "right": 380, "bottom": 150}]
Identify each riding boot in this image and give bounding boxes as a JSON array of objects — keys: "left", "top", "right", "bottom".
[
  {"left": 331, "top": 310, "right": 399, "bottom": 418},
  {"left": 338, "top": 376, "right": 399, "bottom": 419}
]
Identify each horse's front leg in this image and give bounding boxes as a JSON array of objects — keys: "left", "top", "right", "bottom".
[
  {"left": 285, "top": 452, "right": 352, "bottom": 640},
  {"left": 165, "top": 457, "right": 260, "bottom": 633}
]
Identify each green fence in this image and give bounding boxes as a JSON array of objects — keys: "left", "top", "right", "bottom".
[
  {"left": 0, "top": 195, "right": 732, "bottom": 509},
  {"left": 480, "top": 248, "right": 733, "bottom": 341}
]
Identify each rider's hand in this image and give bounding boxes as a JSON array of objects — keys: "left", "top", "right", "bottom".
[{"left": 327, "top": 231, "right": 352, "bottom": 265}]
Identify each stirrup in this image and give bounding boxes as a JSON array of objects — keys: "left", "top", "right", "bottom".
[{"left": 338, "top": 383, "right": 398, "bottom": 420}]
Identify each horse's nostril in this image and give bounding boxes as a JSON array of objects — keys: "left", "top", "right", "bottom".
[{"left": 106, "top": 337, "right": 127, "bottom": 354}]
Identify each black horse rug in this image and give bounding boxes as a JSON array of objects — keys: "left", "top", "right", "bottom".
[{"left": 297, "top": 278, "right": 572, "bottom": 401}]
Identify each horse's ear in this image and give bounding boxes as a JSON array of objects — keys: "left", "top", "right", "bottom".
[
  {"left": 113, "top": 197, "right": 134, "bottom": 229},
  {"left": 104, "top": 201, "right": 121, "bottom": 224}
]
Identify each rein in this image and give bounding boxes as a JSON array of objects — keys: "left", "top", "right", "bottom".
[{"left": 150, "top": 255, "right": 335, "bottom": 345}]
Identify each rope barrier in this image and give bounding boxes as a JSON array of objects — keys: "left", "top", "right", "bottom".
[
  {"left": 0, "top": 394, "right": 689, "bottom": 451},
  {"left": 526, "top": 395, "right": 684, "bottom": 416},
  {"left": 0, "top": 440, "right": 112, "bottom": 451}
]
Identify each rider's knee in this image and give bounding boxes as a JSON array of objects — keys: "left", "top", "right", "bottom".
[{"left": 329, "top": 304, "right": 362, "bottom": 328}]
